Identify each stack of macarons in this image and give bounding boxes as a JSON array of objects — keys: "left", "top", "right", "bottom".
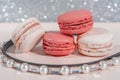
[
  {"left": 42, "top": 10, "right": 94, "bottom": 56},
  {"left": 56, "top": 10, "right": 113, "bottom": 56},
  {"left": 11, "top": 9, "right": 113, "bottom": 57}
]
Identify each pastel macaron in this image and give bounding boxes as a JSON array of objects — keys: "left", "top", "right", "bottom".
[
  {"left": 43, "top": 32, "right": 75, "bottom": 56},
  {"left": 57, "top": 10, "right": 93, "bottom": 35},
  {"left": 77, "top": 28, "right": 113, "bottom": 56},
  {"left": 12, "top": 18, "right": 45, "bottom": 53}
]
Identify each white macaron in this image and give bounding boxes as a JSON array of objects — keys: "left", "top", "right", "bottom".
[
  {"left": 12, "top": 18, "right": 45, "bottom": 53},
  {"left": 77, "top": 28, "right": 113, "bottom": 57}
]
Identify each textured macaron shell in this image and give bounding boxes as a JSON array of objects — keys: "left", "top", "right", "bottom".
[
  {"left": 43, "top": 32, "right": 75, "bottom": 56},
  {"left": 77, "top": 28, "right": 113, "bottom": 56},
  {"left": 43, "top": 32, "right": 74, "bottom": 43},
  {"left": 12, "top": 18, "right": 40, "bottom": 44},
  {"left": 57, "top": 10, "right": 93, "bottom": 34},
  {"left": 58, "top": 10, "right": 92, "bottom": 24},
  {"left": 77, "top": 28, "right": 113, "bottom": 45},
  {"left": 16, "top": 26, "right": 45, "bottom": 53}
]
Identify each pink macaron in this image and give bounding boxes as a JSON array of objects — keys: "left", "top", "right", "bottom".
[
  {"left": 43, "top": 32, "right": 75, "bottom": 56},
  {"left": 57, "top": 10, "right": 93, "bottom": 35},
  {"left": 12, "top": 18, "right": 45, "bottom": 53}
]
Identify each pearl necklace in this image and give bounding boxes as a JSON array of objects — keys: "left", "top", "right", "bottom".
[{"left": 0, "top": 40, "right": 120, "bottom": 75}]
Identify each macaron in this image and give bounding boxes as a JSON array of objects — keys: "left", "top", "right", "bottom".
[
  {"left": 43, "top": 32, "right": 75, "bottom": 56},
  {"left": 12, "top": 18, "right": 45, "bottom": 53},
  {"left": 57, "top": 10, "right": 93, "bottom": 35},
  {"left": 77, "top": 28, "right": 113, "bottom": 57}
]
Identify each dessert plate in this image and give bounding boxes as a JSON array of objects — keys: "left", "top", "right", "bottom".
[{"left": 4, "top": 40, "right": 120, "bottom": 65}]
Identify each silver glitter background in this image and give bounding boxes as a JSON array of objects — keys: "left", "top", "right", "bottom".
[{"left": 0, "top": 0, "right": 120, "bottom": 22}]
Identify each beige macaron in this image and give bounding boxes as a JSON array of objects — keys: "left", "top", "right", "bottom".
[
  {"left": 12, "top": 18, "right": 45, "bottom": 53},
  {"left": 77, "top": 28, "right": 113, "bottom": 57}
]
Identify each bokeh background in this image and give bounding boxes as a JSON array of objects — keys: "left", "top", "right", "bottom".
[{"left": 0, "top": 0, "right": 120, "bottom": 22}]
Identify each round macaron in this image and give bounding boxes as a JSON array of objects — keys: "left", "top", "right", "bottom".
[
  {"left": 77, "top": 28, "right": 113, "bottom": 57},
  {"left": 12, "top": 18, "right": 45, "bottom": 53},
  {"left": 57, "top": 10, "right": 93, "bottom": 35},
  {"left": 43, "top": 32, "right": 75, "bottom": 56}
]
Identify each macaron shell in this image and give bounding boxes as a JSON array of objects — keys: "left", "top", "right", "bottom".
[
  {"left": 77, "top": 28, "right": 113, "bottom": 45},
  {"left": 17, "top": 27, "right": 45, "bottom": 53},
  {"left": 43, "top": 32, "right": 74, "bottom": 44},
  {"left": 12, "top": 18, "right": 40, "bottom": 44},
  {"left": 44, "top": 49, "right": 74, "bottom": 56},
  {"left": 78, "top": 48, "right": 112, "bottom": 57},
  {"left": 58, "top": 10, "right": 92, "bottom": 24},
  {"left": 12, "top": 18, "right": 40, "bottom": 37}
]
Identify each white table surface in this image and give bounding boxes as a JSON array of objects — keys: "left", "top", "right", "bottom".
[{"left": 0, "top": 23, "right": 120, "bottom": 80}]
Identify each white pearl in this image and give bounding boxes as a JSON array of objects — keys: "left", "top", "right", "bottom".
[
  {"left": 60, "top": 66, "right": 69, "bottom": 75},
  {"left": 6, "top": 59, "right": 14, "bottom": 68},
  {"left": 99, "top": 61, "right": 108, "bottom": 70},
  {"left": 82, "top": 64, "right": 90, "bottom": 73},
  {"left": 39, "top": 65, "right": 48, "bottom": 75},
  {"left": 0, "top": 55, "right": 5, "bottom": 62},
  {"left": 112, "top": 57, "right": 119, "bottom": 65},
  {"left": 20, "top": 63, "right": 28, "bottom": 72}
]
